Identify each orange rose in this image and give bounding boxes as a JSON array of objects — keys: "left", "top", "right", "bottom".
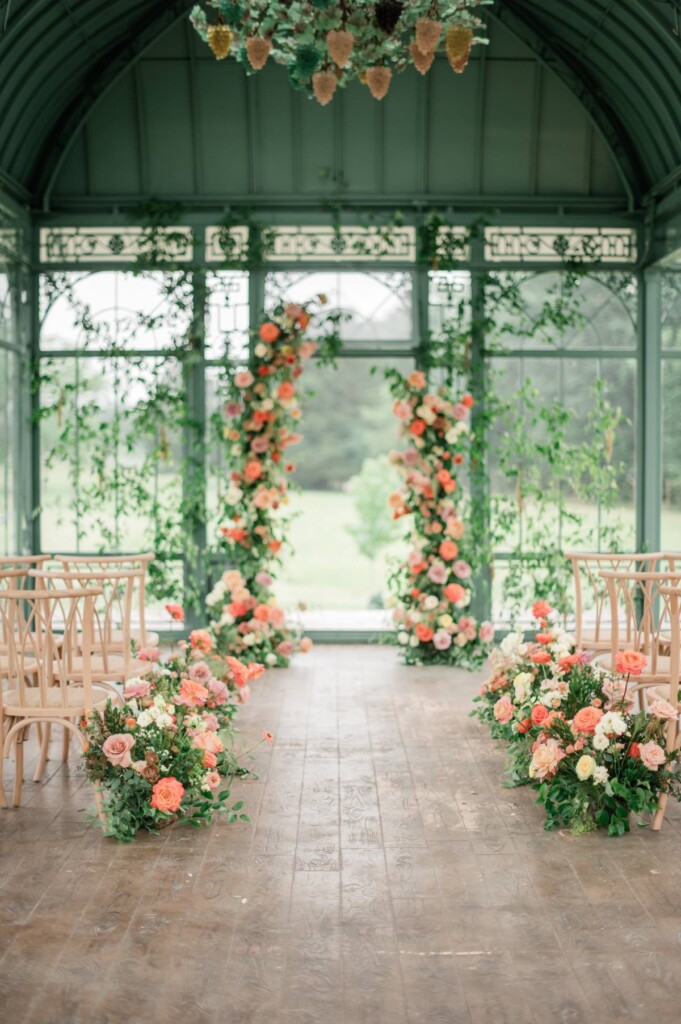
[
  {"left": 444, "top": 583, "right": 465, "bottom": 603},
  {"left": 439, "top": 540, "right": 459, "bottom": 561},
  {"left": 243, "top": 459, "right": 263, "bottom": 483},
  {"left": 253, "top": 604, "right": 270, "bottom": 622},
  {"left": 409, "top": 419, "right": 427, "bottom": 436},
  {"left": 178, "top": 678, "right": 210, "bottom": 707},
  {"left": 615, "top": 650, "right": 647, "bottom": 676},
  {"left": 531, "top": 600, "right": 552, "bottom": 619},
  {"left": 278, "top": 381, "right": 295, "bottom": 401},
  {"left": 259, "top": 322, "right": 280, "bottom": 343},
  {"left": 572, "top": 706, "right": 604, "bottom": 735},
  {"left": 165, "top": 603, "right": 184, "bottom": 622},
  {"left": 535, "top": 632, "right": 553, "bottom": 645},
  {"left": 530, "top": 650, "right": 552, "bottom": 664},
  {"left": 461, "top": 393, "right": 475, "bottom": 408},
  {"left": 415, "top": 623, "right": 434, "bottom": 642},
  {"left": 517, "top": 718, "right": 532, "bottom": 734},
  {"left": 530, "top": 704, "right": 549, "bottom": 726},
  {"left": 150, "top": 777, "right": 185, "bottom": 814}
]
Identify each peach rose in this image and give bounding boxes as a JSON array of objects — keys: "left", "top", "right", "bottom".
[
  {"left": 444, "top": 582, "right": 465, "bottom": 604},
  {"left": 439, "top": 539, "right": 459, "bottom": 561},
  {"left": 648, "top": 698, "right": 679, "bottom": 721},
  {"left": 572, "top": 706, "right": 604, "bottom": 735},
  {"left": 529, "top": 738, "right": 565, "bottom": 780},
  {"left": 189, "top": 629, "right": 213, "bottom": 654},
  {"left": 408, "top": 370, "right": 427, "bottom": 390},
  {"left": 234, "top": 370, "right": 254, "bottom": 388},
  {"left": 299, "top": 636, "right": 313, "bottom": 653},
  {"left": 259, "top": 322, "right": 280, "bottom": 343},
  {"left": 102, "top": 733, "right": 136, "bottom": 768},
  {"left": 493, "top": 695, "right": 513, "bottom": 725},
  {"left": 615, "top": 650, "right": 647, "bottom": 676},
  {"left": 178, "top": 678, "right": 210, "bottom": 707},
  {"left": 150, "top": 776, "right": 185, "bottom": 813},
  {"left": 204, "top": 771, "right": 221, "bottom": 790},
  {"left": 638, "top": 741, "right": 666, "bottom": 771},
  {"left": 192, "top": 731, "right": 224, "bottom": 754}
]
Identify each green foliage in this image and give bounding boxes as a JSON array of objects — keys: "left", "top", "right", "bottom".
[{"left": 346, "top": 455, "right": 403, "bottom": 559}]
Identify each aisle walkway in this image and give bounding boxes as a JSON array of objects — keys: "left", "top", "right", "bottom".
[{"left": 1, "top": 646, "right": 681, "bottom": 1023}]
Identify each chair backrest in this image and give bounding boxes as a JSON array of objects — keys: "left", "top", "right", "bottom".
[
  {"left": 30, "top": 569, "right": 139, "bottom": 673},
  {"left": 0, "top": 557, "right": 52, "bottom": 591},
  {"left": 0, "top": 588, "right": 98, "bottom": 709},
  {"left": 599, "top": 569, "right": 681, "bottom": 679},
  {"left": 658, "top": 585, "right": 681, "bottom": 712},
  {"left": 565, "top": 552, "right": 663, "bottom": 650},
  {"left": 54, "top": 553, "right": 155, "bottom": 644}
]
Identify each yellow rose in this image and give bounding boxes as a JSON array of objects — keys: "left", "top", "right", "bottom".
[
  {"left": 438, "top": 614, "right": 453, "bottom": 627},
  {"left": 575, "top": 754, "right": 596, "bottom": 781}
]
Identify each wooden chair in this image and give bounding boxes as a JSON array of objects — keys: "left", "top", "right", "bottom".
[
  {"left": 0, "top": 587, "right": 121, "bottom": 808},
  {"left": 0, "top": 556, "right": 53, "bottom": 591},
  {"left": 648, "top": 584, "right": 681, "bottom": 831},
  {"left": 54, "top": 553, "right": 159, "bottom": 651},
  {"left": 594, "top": 570, "right": 681, "bottom": 697},
  {"left": 566, "top": 553, "right": 663, "bottom": 652}
]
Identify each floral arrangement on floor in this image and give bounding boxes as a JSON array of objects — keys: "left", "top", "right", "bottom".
[
  {"left": 385, "top": 367, "right": 493, "bottom": 668},
  {"left": 472, "top": 601, "right": 681, "bottom": 836},
  {"left": 213, "top": 299, "right": 329, "bottom": 666},
  {"left": 189, "top": 2, "right": 489, "bottom": 103},
  {"left": 82, "top": 638, "right": 267, "bottom": 841}
]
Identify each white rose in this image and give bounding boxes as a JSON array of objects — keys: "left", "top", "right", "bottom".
[
  {"left": 575, "top": 754, "right": 595, "bottom": 781},
  {"left": 266, "top": 653, "right": 277, "bottom": 665},
  {"left": 423, "top": 595, "right": 439, "bottom": 610},
  {"left": 592, "top": 765, "right": 609, "bottom": 785},
  {"left": 409, "top": 636, "right": 420, "bottom": 647},
  {"left": 242, "top": 632, "right": 256, "bottom": 646},
  {"left": 599, "top": 711, "right": 627, "bottom": 736},
  {"left": 136, "top": 711, "right": 152, "bottom": 728},
  {"left": 592, "top": 730, "right": 609, "bottom": 751},
  {"left": 397, "top": 631, "right": 409, "bottom": 645},
  {"left": 254, "top": 343, "right": 268, "bottom": 357}
]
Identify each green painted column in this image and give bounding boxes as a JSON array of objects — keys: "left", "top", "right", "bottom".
[
  {"left": 469, "top": 253, "right": 492, "bottom": 624},
  {"left": 637, "top": 269, "right": 662, "bottom": 554},
  {"left": 184, "top": 265, "right": 208, "bottom": 627}
]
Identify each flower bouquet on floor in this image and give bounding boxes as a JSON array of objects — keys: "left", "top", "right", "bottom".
[
  {"left": 473, "top": 601, "right": 681, "bottom": 835},
  {"left": 386, "top": 367, "right": 493, "bottom": 668},
  {"left": 82, "top": 648, "right": 266, "bottom": 842}
]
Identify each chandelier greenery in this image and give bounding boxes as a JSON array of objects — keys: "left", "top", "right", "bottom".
[{"left": 190, "top": 1, "right": 489, "bottom": 103}]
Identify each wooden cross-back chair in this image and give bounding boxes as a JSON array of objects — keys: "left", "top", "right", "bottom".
[
  {"left": 54, "top": 553, "right": 159, "bottom": 651},
  {"left": 0, "top": 587, "right": 122, "bottom": 808},
  {"left": 649, "top": 584, "right": 681, "bottom": 831},
  {"left": 0, "top": 556, "right": 52, "bottom": 591},
  {"left": 594, "top": 570, "right": 681, "bottom": 692},
  {"left": 566, "top": 552, "right": 663, "bottom": 652}
]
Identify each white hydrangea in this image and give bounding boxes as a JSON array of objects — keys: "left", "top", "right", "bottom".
[
  {"left": 592, "top": 731, "right": 610, "bottom": 751},
  {"left": 500, "top": 629, "right": 528, "bottom": 661},
  {"left": 598, "top": 711, "right": 628, "bottom": 737},
  {"left": 136, "top": 710, "right": 152, "bottom": 728},
  {"left": 592, "top": 765, "right": 609, "bottom": 785}
]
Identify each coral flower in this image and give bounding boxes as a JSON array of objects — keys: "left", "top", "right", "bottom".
[
  {"left": 439, "top": 539, "right": 459, "bottom": 561},
  {"left": 259, "top": 322, "right": 280, "bottom": 343},
  {"left": 415, "top": 623, "right": 434, "bottom": 643},
  {"left": 263, "top": 730, "right": 274, "bottom": 743},
  {"left": 234, "top": 370, "right": 254, "bottom": 389},
  {"left": 531, "top": 600, "right": 553, "bottom": 620},
  {"left": 408, "top": 370, "right": 427, "bottom": 389},
  {"left": 150, "top": 777, "right": 185, "bottom": 814},
  {"left": 572, "top": 705, "right": 604, "bottom": 735},
  {"left": 278, "top": 381, "right": 295, "bottom": 401},
  {"left": 409, "top": 419, "right": 427, "bottom": 436},
  {"left": 165, "top": 603, "right": 184, "bottom": 622},
  {"left": 530, "top": 650, "right": 552, "bottom": 665},
  {"left": 253, "top": 604, "right": 270, "bottom": 623},
  {"left": 178, "top": 678, "right": 210, "bottom": 707},
  {"left": 615, "top": 650, "right": 648, "bottom": 676},
  {"left": 189, "top": 629, "right": 213, "bottom": 654},
  {"left": 243, "top": 459, "right": 263, "bottom": 483},
  {"left": 444, "top": 582, "right": 465, "bottom": 603},
  {"left": 461, "top": 393, "right": 475, "bottom": 408}
]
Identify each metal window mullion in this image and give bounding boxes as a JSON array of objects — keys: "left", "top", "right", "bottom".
[
  {"left": 29, "top": 243, "right": 41, "bottom": 555},
  {"left": 637, "top": 270, "right": 662, "bottom": 553},
  {"left": 184, "top": 264, "right": 208, "bottom": 627}
]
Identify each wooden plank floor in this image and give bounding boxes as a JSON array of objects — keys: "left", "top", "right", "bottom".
[{"left": 1, "top": 645, "right": 681, "bottom": 1024}]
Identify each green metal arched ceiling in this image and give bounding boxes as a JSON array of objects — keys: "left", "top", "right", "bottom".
[{"left": 0, "top": 0, "right": 679, "bottom": 209}]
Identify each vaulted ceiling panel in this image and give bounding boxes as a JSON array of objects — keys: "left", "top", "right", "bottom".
[{"left": 2, "top": 1, "right": 677, "bottom": 209}]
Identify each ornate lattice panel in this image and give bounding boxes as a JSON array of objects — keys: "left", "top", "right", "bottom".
[
  {"left": 204, "top": 226, "right": 250, "bottom": 263},
  {"left": 39, "top": 227, "right": 194, "bottom": 264},
  {"left": 265, "top": 226, "right": 417, "bottom": 262},
  {"left": 484, "top": 227, "right": 638, "bottom": 264}
]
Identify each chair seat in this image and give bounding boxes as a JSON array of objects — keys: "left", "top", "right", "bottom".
[
  {"left": 3, "top": 686, "right": 111, "bottom": 716},
  {"left": 109, "top": 628, "right": 160, "bottom": 650},
  {"left": 68, "top": 654, "right": 152, "bottom": 680}
]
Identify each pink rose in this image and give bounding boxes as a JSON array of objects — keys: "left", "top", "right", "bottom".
[
  {"left": 255, "top": 571, "right": 273, "bottom": 587},
  {"left": 201, "top": 713, "right": 220, "bottom": 731},
  {"left": 204, "top": 771, "right": 221, "bottom": 790},
  {"left": 393, "top": 400, "right": 412, "bottom": 421},
  {"left": 638, "top": 741, "right": 666, "bottom": 771},
  {"left": 270, "top": 607, "right": 286, "bottom": 628},
  {"left": 237, "top": 684, "right": 251, "bottom": 703},
  {"left": 225, "top": 400, "right": 242, "bottom": 417},
  {"left": 453, "top": 559, "right": 472, "bottom": 580},
  {"left": 299, "top": 340, "right": 317, "bottom": 360},
  {"left": 208, "top": 678, "right": 229, "bottom": 706},
  {"left": 427, "top": 562, "right": 447, "bottom": 584},
  {"left": 452, "top": 403, "right": 468, "bottom": 421},
  {"left": 648, "top": 698, "right": 679, "bottom": 721},
  {"left": 478, "top": 621, "right": 494, "bottom": 644},
  {"left": 137, "top": 647, "right": 160, "bottom": 662},
  {"left": 403, "top": 448, "right": 419, "bottom": 467},
  {"left": 276, "top": 640, "right": 294, "bottom": 658},
  {"left": 234, "top": 370, "right": 254, "bottom": 389},
  {"left": 433, "top": 630, "right": 452, "bottom": 651},
  {"left": 250, "top": 436, "right": 270, "bottom": 454},
  {"left": 124, "top": 679, "right": 151, "bottom": 699},
  {"left": 189, "top": 661, "right": 212, "bottom": 683},
  {"left": 493, "top": 695, "right": 514, "bottom": 725},
  {"left": 102, "top": 733, "right": 136, "bottom": 768}
]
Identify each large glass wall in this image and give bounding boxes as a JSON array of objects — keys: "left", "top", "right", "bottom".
[
  {"left": 31, "top": 221, "right": 654, "bottom": 629},
  {"left": 661, "top": 272, "right": 681, "bottom": 550}
]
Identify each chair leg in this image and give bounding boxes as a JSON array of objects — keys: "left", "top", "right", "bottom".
[
  {"left": 651, "top": 791, "right": 668, "bottom": 831},
  {"left": 62, "top": 723, "right": 71, "bottom": 763},
  {"left": 33, "top": 722, "right": 52, "bottom": 783},
  {"left": 0, "top": 715, "right": 7, "bottom": 808},
  {"left": 12, "top": 724, "right": 30, "bottom": 808}
]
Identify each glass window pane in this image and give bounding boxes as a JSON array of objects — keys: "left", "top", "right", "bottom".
[
  {"left": 0, "top": 347, "right": 19, "bottom": 554},
  {"left": 40, "top": 271, "right": 192, "bottom": 352},
  {"left": 662, "top": 273, "right": 681, "bottom": 351},
  {"left": 265, "top": 271, "right": 414, "bottom": 346},
  {"left": 206, "top": 271, "right": 249, "bottom": 360},
  {"left": 662, "top": 359, "right": 681, "bottom": 548}
]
